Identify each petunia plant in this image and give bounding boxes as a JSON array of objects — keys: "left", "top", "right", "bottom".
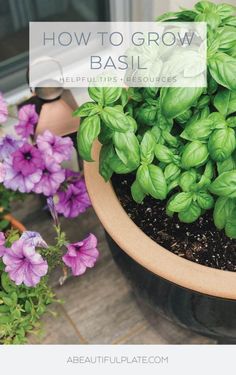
[{"left": 75, "top": 1, "right": 236, "bottom": 239}]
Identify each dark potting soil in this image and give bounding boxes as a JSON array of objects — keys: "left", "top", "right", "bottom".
[{"left": 112, "top": 173, "right": 236, "bottom": 272}]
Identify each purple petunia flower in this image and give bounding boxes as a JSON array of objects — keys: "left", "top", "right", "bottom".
[
  {"left": 55, "top": 183, "right": 90, "bottom": 218},
  {"left": 37, "top": 130, "right": 73, "bottom": 163},
  {"left": 0, "top": 232, "right": 6, "bottom": 257},
  {"left": 0, "top": 162, "right": 5, "bottom": 183},
  {"left": 20, "top": 231, "right": 48, "bottom": 248},
  {"left": 15, "top": 104, "right": 38, "bottom": 139},
  {"left": 0, "top": 135, "right": 22, "bottom": 160},
  {"left": 33, "top": 156, "right": 65, "bottom": 196},
  {"left": 2, "top": 239, "right": 48, "bottom": 287},
  {"left": 0, "top": 93, "right": 8, "bottom": 123},
  {"left": 62, "top": 234, "right": 99, "bottom": 276},
  {"left": 3, "top": 157, "right": 42, "bottom": 193},
  {"left": 12, "top": 143, "right": 44, "bottom": 177}
]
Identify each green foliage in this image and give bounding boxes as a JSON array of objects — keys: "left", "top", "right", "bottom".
[
  {"left": 76, "top": 2, "right": 236, "bottom": 239},
  {"left": 0, "top": 269, "right": 54, "bottom": 344}
]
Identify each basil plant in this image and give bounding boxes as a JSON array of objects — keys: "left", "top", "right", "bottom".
[{"left": 75, "top": 1, "right": 236, "bottom": 239}]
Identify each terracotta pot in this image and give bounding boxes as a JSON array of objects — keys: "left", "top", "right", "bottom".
[
  {"left": 84, "top": 141, "right": 236, "bottom": 343},
  {"left": 4, "top": 214, "right": 26, "bottom": 233}
]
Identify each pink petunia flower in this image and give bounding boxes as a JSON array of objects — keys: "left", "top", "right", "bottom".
[
  {"left": 15, "top": 104, "right": 38, "bottom": 139},
  {"left": 0, "top": 135, "right": 22, "bottom": 160},
  {"left": 0, "top": 93, "right": 8, "bottom": 123},
  {"left": 62, "top": 234, "right": 99, "bottom": 276},
  {"left": 37, "top": 130, "right": 73, "bottom": 163},
  {"left": 2, "top": 239, "right": 48, "bottom": 287},
  {"left": 20, "top": 231, "right": 48, "bottom": 248},
  {"left": 33, "top": 156, "right": 65, "bottom": 196},
  {"left": 3, "top": 157, "right": 42, "bottom": 193},
  {"left": 12, "top": 143, "right": 44, "bottom": 177},
  {"left": 0, "top": 232, "right": 6, "bottom": 257},
  {"left": 54, "top": 170, "right": 90, "bottom": 218},
  {"left": 0, "top": 162, "right": 6, "bottom": 183}
]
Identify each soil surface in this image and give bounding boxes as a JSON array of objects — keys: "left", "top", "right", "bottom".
[{"left": 112, "top": 174, "right": 236, "bottom": 272}]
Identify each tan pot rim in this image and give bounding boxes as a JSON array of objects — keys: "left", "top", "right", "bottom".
[{"left": 84, "top": 141, "right": 236, "bottom": 300}]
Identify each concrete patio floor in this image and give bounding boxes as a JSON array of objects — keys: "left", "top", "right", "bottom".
[{"left": 12, "top": 195, "right": 215, "bottom": 345}]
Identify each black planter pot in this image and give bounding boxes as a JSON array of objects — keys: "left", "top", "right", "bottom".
[{"left": 106, "top": 233, "right": 236, "bottom": 344}]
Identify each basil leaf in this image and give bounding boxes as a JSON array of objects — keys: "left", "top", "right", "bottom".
[
  {"left": 137, "top": 164, "right": 167, "bottom": 200},
  {"left": 175, "top": 109, "right": 192, "bottom": 124},
  {"left": 160, "top": 87, "right": 203, "bottom": 119},
  {"left": 194, "top": 1, "right": 216, "bottom": 13},
  {"left": 209, "top": 53, "right": 236, "bottom": 90},
  {"left": 167, "top": 192, "right": 193, "bottom": 213},
  {"left": 227, "top": 116, "right": 236, "bottom": 128},
  {"left": 136, "top": 103, "right": 158, "bottom": 126},
  {"left": 101, "top": 107, "right": 130, "bottom": 132},
  {"left": 127, "top": 88, "right": 143, "bottom": 102},
  {"left": 113, "top": 131, "right": 140, "bottom": 169},
  {"left": 77, "top": 115, "right": 101, "bottom": 161},
  {"left": 196, "top": 191, "right": 214, "bottom": 210},
  {"left": 214, "top": 88, "right": 236, "bottom": 116},
  {"left": 120, "top": 89, "right": 129, "bottom": 107},
  {"left": 164, "top": 163, "right": 181, "bottom": 182},
  {"left": 180, "top": 119, "right": 214, "bottom": 141},
  {"left": 208, "top": 128, "right": 236, "bottom": 162},
  {"left": 131, "top": 179, "right": 145, "bottom": 203},
  {"left": 88, "top": 87, "right": 122, "bottom": 105},
  {"left": 162, "top": 130, "right": 179, "bottom": 148},
  {"left": 73, "top": 102, "right": 100, "bottom": 117},
  {"left": 178, "top": 202, "right": 202, "bottom": 223},
  {"left": 181, "top": 141, "right": 209, "bottom": 169},
  {"left": 217, "top": 154, "right": 236, "bottom": 174},
  {"left": 208, "top": 112, "right": 226, "bottom": 129},
  {"left": 110, "top": 153, "right": 136, "bottom": 174},
  {"left": 126, "top": 116, "right": 138, "bottom": 132},
  {"left": 195, "top": 11, "right": 221, "bottom": 30},
  {"left": 225, "top": 209, "right": 236, "bottom": 239},
  {"left": 155, "top": 144, "right": 174, "bottom": 164},
  {"left": 98, "top": 123, "right": 113, "bottom": 145},
  {"left": 99, "top": 143, "right": 114, "bottom": 181},
  {"left": 140, "top": 131, "right": 156, "bottom": 164},
  {"left": 217, "top": 4, "right": 236, "bottom": 19},
  {"left": 179, "top": 170, "right": 197, "bottom": 192},
  {"left": 218, "top": 26, "right": 236, "bottom": 51},
  {"left": 213, "top": 196, "right": 235, "bottom": 230},
  {"left": 210, "top": 171, "right": 236, "bottom": 197}
]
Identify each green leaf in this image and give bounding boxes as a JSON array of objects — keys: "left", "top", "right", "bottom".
[
  {"left": 136, "top": 103, "right": 158, "bottom": 126},
  {"left": 195, "top": 10, "right": 221, "bottom": 30},
  {"left": 179, "top": 170, "right": 197, "bottom": 192},
  {"left": 178, "top": 202, "right": 202, "bottom": 223},
  {"left": 140, "top": 131, "right": 156, "bottom": 164},
  {"left": 73, "top": 102, "right": 100, "bottom": 117},
  {"left": 113, "top": 131, "right": 140, "bottom": 169},
  {"left": 88, "top": 87, "right": 122, "bottom": 105},
  {"left": 227, "top": 116, "right": 236, "bottom": 128},
  {"left": 196, "top": 191, "right": 214, "bottom": 210},
  {"left": 1, "top": 273, "right": 14, "bottom": 293},
  {"left": 218, "top": 26, "right": 236, "bottom": 52},
  {"left": 180, "top": 119, "right": 214, "bottom": 141},
  {"left": 77, "top": 115, "right": 101, "bottom": 161},
  {"left": 164, "top": 163, "right": 181, "bottom": 182},
  {"left": 217, "top": 154, "right": 236, "bottom": 174},
  {"left": 209, "top": 53, "right": 236, "bottom": 90},
  {"left": 155, "top": 144, "right": 174, "bottom": 164},
  {"left": 225, "top": 209, "right": 236, "bottom": 238},
  {"left": 181, "top": 141, "right": 209, "bottom": 169},
  {"left": 99, "top": 143, "right": 114, "bottom": 181},
  {"left": 213, "top": 197, "right": 235, "bottom": 230},
  {"left": 217, "top": 4, "right": 236, "bottom": 19},
  {"left": 160, "top": 87, "right": 203, "bottom": 119},
  {"left": 214, "top": 88, "right": 236, "bottom": 116},
  {"left": 137, "top": 164, "right": 167, "bottom": 200},
  {"left": 208, "top": 128, "right": 236, "bottom": 162},
  {"left": 167, "top": 192, "right": 193, "bottom": 213},
  {"left": 131, "top": 179, "right": 145, "bottom": 203},
  {"left": 101, "top": 107, "right": 130, "bottom": 132},
  {"left": 210, "top": 171, "right": 236, "bottom": 197},
  {"left": 194, "top": 1, "right": 216, "bottom": 13}
]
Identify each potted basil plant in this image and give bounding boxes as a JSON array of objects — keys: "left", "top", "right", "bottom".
[{"left": 75, "top": 1, "right": 236, "bottom": 343}]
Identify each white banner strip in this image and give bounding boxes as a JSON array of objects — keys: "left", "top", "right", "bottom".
[{"left": 0, "top": 344, "right": 235, "bottom": 374}]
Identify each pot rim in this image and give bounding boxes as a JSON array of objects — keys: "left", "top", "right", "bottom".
[{"left": 84, "top": 141, "right": 236, "bottom": 300}]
